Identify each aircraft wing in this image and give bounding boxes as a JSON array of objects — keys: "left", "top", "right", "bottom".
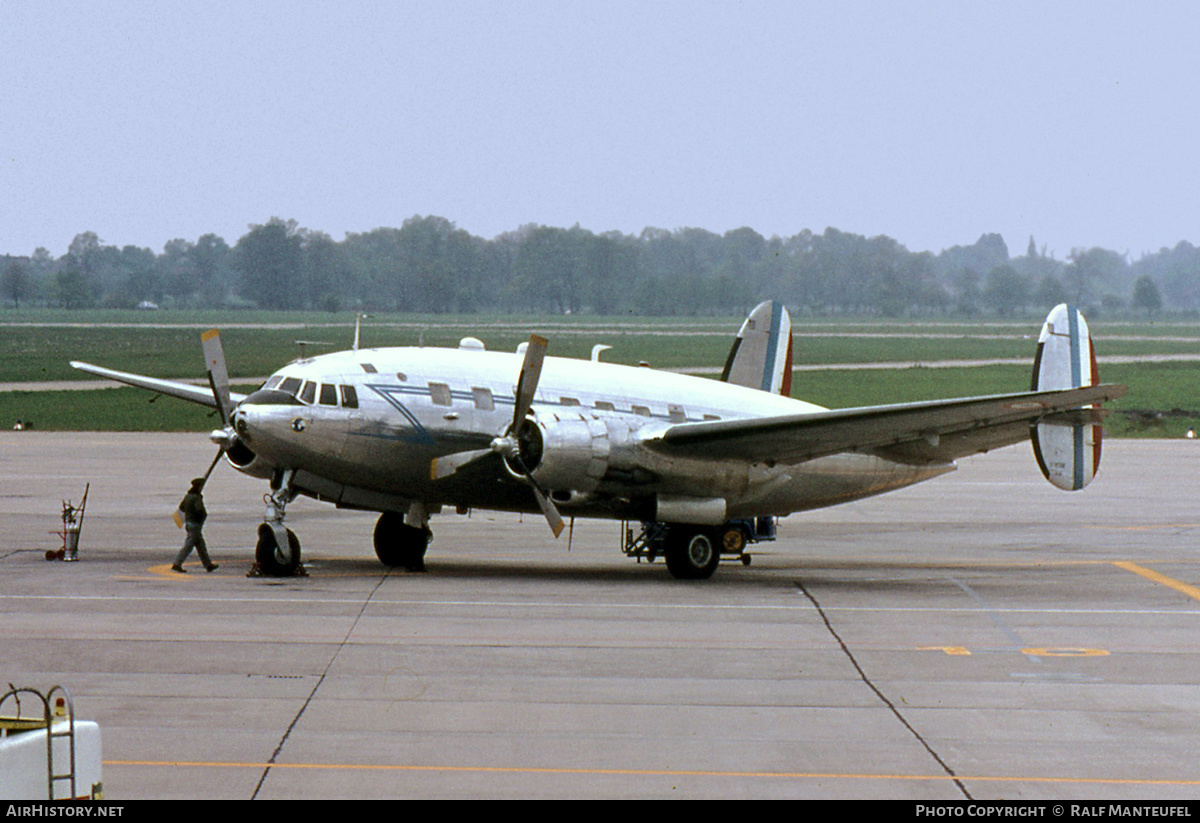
[
  {"left": 642, "top": 384, "right": 1128, "bottom": 466},
  {"left": 69, "top": 361, "right": 247, "bottom": 409}
]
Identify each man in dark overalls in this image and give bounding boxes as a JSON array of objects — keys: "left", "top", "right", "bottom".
[{"left": 172, "top": 478, "right": 219, "bottom": 573}]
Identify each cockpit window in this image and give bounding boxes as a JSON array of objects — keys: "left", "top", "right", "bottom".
[
  {"left": 340, "top": 385, "right": 359, "bottom": 409},
  {"left": 299, "top": 381, "right": 317, "bottom": 404},
  {"left": 319, "top": 383, "right": 338, "bottom": 406},
  {"left": 279, "top": 377, "right": 302, "bottom": 395},
  {"left": 265, "top": 375, "right": 284, "bottom": 390}
]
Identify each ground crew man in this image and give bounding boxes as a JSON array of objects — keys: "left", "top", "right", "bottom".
[{"left": 172, "top": 478, "right": 218, "bottom": 573}]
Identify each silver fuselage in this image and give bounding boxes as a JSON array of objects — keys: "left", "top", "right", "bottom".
[{"left": 231, "top": 346, "right": 955, "bottom": 522}]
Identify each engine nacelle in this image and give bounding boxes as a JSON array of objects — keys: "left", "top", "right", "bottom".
[
  {"left": 506, "top": 413, "right": 638, "bottom": 494},
  {"left": 224, "top": 435, "right": 275, "bottom": 479}
]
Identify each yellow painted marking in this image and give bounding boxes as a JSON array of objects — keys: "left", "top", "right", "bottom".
[
  {"left": 1113, "top": 561, "right": 1200, "bottom": 603},
  {"left": 147, "top": 563, "right": 195, "bottom": 579},
  {"left": 919, "top": 646, "right": 1108, "bottom": 657},
  {"left": 918, "top": 646, "right": 971, "bottom": 656},
  {"left": 201, "top": 328, "right": 220, "bottom": 342},
  {"left": 102, "top": 759, "right": 1200, "bottom": 787}
]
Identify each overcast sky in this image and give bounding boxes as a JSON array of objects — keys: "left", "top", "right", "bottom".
[{"left": 3, "top": 1, "right": 1198, "bottom": 260}]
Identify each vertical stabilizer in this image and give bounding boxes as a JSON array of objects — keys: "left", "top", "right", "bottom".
[
  {"left": 720, "top": 300, "right": 794, "bottom": 395},
  {"left": 1030, "top": 304, "right": 1103, "bottom": 490}
]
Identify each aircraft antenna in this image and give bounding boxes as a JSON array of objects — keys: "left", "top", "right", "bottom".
[{"left": 353, "top": 313, "right": 371, "bottom": 351}]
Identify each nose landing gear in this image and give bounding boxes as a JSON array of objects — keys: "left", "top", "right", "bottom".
[{"left": 252, "top": 470, "right": 303, "bottom": 577}]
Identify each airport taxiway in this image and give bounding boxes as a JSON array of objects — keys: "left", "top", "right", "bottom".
[{"left": 2, "top": 432, "right": 1199, "bottom": 799}]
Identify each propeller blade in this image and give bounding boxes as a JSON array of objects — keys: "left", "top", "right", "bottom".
[
  {"left": 201, "top": 329, "right": 233, "bottom": 425},
  {"left": 512, "top": 334, "right": 548, "bottom": 428},
  {"left": 198, "top": 447, "right": 224, "bottom": 488},
  {"left": 429, "top": 448, "right": 492, "bottom": 481},
  {"left": 528, "top": 480, "right": 565, "bottom": 538}
]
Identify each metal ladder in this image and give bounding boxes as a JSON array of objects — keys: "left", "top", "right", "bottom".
[{"left": 0, "top": 685, "right": 77, "bottom": 800}]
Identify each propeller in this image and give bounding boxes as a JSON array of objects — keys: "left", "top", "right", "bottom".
[{"left": 430, "top": 334, "right": 564, "bottom": 537}]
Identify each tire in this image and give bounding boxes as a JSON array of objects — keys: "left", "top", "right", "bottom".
[
  {"left": 717, "top": 524, "right": 747, "bottom": 554},
  {"left": 374, "top": 512, "right": 431, "bottom": 571},
  {"left": 664, "top": 528, "right": 720, "bottom": 580},
  {"left": 256, "top": 524, "right": 301, "bottom": 576}
]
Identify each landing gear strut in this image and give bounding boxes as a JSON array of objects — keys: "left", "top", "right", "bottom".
[{"left": 254, "top": 469, "right": 303, "bottom": 576}]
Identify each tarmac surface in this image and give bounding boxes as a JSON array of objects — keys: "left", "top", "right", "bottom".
[{"left": 2, "top": 431, "right": 1199, "bottom": 800}]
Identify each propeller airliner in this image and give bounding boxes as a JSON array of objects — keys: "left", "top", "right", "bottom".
[{"left": 71, "top": 302, "right": 1127, "bottom": 579}]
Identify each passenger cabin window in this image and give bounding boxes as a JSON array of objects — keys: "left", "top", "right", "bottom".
[
  {"left": 594, "top": 401, "right": 615, "bottom": 412},
  {"left": 472, "top": 387, "right": 494, "bottom": 411},
  {"left": 299, "top": 381, "right": 317, "bottom": 404},
  {"left": 632, "top": 405, "right": 651, "bottom": 417},
  {"left": 560, "top": 397, "right": 581, "bottom": 407},
  {"left": 429, "top": 382, "right": 452, "bottom": 407},
  {"left": 319, "top": 383, "right": 338, "bottom": 406},
  {"left": 668, "top": 404, "right": 686, "bottom": 423},
  {"left": 340, "top": 385, "right": 359, "bottom": 409}
]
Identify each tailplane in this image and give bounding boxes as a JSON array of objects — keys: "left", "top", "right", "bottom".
[
  {"left": 1030, "top": 304, "right": 1104, "bottom": 490},
  {"left": 721, "top": 300, "right": 794, "bottom": 395}
]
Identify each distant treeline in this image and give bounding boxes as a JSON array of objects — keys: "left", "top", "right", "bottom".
[{"left": 3, "top": 216, "right": 1197, "bottom": 317}]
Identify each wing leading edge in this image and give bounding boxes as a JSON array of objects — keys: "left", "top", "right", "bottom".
[{"left": 642, "top": 383, "right": 1128, "bottom": 467}]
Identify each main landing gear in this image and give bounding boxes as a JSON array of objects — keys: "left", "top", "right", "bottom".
[{"left": 373, "top": 510, "right": 431, "bottom": 572}]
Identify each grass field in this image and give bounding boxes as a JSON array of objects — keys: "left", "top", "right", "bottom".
[{"left": 2, "top": 309, "right": 1198, "bottom": 436}]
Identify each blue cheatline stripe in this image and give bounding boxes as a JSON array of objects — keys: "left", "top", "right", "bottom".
[
  {"left": 1066, "top": 305, "right": 1085, "bottom": 489},
  {"left": 761, "top": 300, "right": 783, "bottom": 392}
]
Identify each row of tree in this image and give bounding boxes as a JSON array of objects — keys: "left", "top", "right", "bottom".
[{"left": 3, "top": 216, "right": 1194, "bottom": 317}]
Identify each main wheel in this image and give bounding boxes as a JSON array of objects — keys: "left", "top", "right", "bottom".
[
  {"left": 256, "top": 524, "right": 301, "bottom": 576},
  {"left": 664, "top": 528, "right": 721, "bottom": 580},
  {"left": 374, "top": 512, "right": 431, "bottom": 571}
]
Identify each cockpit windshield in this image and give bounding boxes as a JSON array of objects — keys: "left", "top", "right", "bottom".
[{"left": 245, "top": 374, "right": 358, "bottom": 409}]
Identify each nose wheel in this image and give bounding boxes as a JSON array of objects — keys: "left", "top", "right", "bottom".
[
  {"left": 255, "top": 523, "right": 303, "bottom": 576},
  {"left": 252, "top": 469, "right": 303, "bottom": 576}
]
